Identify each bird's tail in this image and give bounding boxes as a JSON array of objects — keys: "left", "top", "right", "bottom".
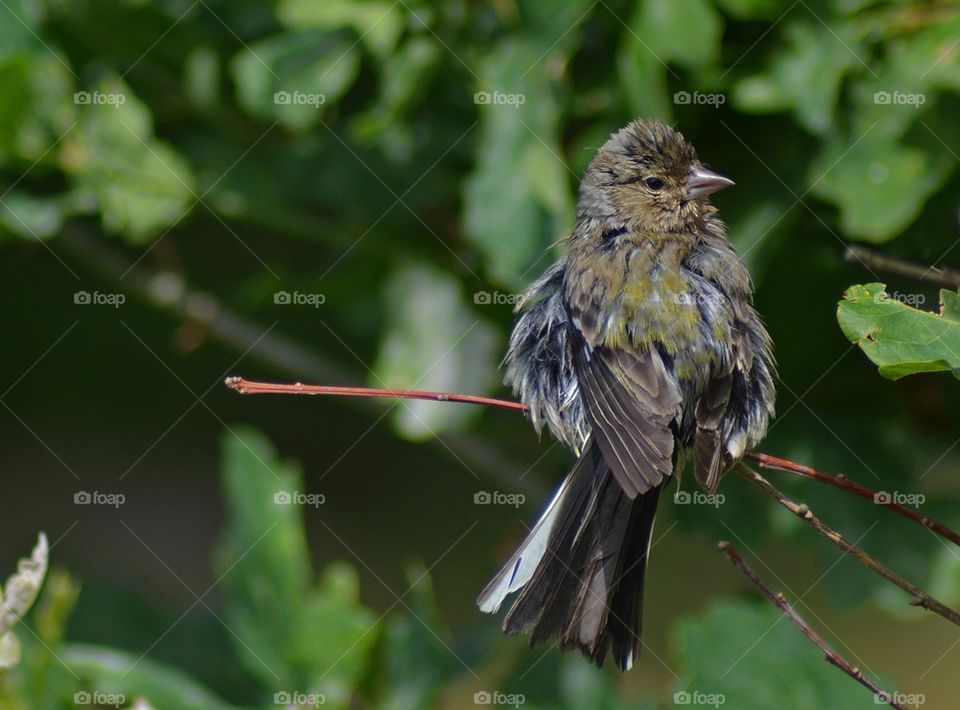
[{"left": 477, "top": 443, "right": 662, "bottom": 670}]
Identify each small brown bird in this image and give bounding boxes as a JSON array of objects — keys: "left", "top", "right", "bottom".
[{"left": 477, "top": 118, "right": 775, "bottom": 670}]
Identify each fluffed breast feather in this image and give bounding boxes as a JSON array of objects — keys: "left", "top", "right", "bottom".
[{"left": 503, "top": 263, "right": 590, "bottom": 455}]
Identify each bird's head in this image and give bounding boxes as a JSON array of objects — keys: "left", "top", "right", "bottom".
[{"left": 578, "top": 118, "right": 733, "bottom": 233}]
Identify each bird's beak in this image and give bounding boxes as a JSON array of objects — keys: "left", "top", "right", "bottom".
[{"left": 685, "top": 165, "right": 735, "bottom": 199}]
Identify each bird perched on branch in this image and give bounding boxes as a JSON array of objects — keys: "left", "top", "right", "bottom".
[{"left": 477, "top": 118, "right": 776, "bottom": 670}]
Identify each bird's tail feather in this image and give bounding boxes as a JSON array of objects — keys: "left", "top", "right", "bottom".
[{"left": 477, "top": 443, "right": 662, "bottom": 670}]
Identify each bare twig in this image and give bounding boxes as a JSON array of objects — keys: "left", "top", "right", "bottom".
[
  {"left": 746, "top": 452, "right": 960, "bottom": 548},
  {"left": 844, "top": 244, "right": 960, "bottom": 290},
  {"left": 719, "top": 541, "right": 907, "bottom": 710},
  {"left": 735, "top": 463, "right": 960, "bottom": 626},
  {"left": 224, "top": 377, "right": 529, "bottom": 413}
]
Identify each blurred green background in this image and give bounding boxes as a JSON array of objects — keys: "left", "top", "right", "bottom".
[{"left": 2, "top": 0, "right": 960, "bottom": 708}]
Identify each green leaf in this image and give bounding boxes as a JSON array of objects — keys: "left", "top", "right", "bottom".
[
  {"left": 182, "top": 46, "right": 221, "bottom": 111},
  {"left": 278, "top": 0, "right": 404, "bottom": 58},
  {"left": 372, "top": 261, "right": 501, "bottom": 441},
  {"left": 733, "top": 21, "right": 862, "bottom": 134},
  {"left": 65, "top": 76, "right": 196, "bottom": 243},
  {"left": 0, "top": 191, "right": 63, "bottom": 240},
  {"left": 616, "top": 7, "right": 672, "bottom": 122},
  {"left": 674, "top": 600, "right": 883, "bottom": 708},
  {"left": 215, "top": 427, "right": 378, "bottom": 700},
  {"left": 0, "top": 57, "right": 32, "bottom": 163},
  {"left": 353, "top": 37, "right": 441, "bottom": 143},
  {"left": 837, "top": 282, "right": 960, "bottom": 380},
  {"left": 231, "top": 30, "right": 360, "bottom": 132},
  {"left": 61, "top": 644, "right": 240, "bottom": 710},
  {"left": 809, "top": 133, "right": 952, "bottom": 241},
  {"left": 0, "top": 0, "right": 45, "bottom": 63},
  {"left": 378, "top": 566, "right": 456, "bottom": 710},
  {"left": 463, "top": 40, "right": 573, "bottom": 287},
  {"left": 633, "top": 0, "right": 723, "bottom": 67}
]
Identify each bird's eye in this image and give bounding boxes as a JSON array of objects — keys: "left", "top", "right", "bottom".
[{"left": 644, "top": 177, "right": 664, "bottom": 190}]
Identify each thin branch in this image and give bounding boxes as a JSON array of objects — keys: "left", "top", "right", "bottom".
[
  {"left": 224, "top": 377, "right": 529, "bottom": 413},
  {"left": 735, "top": 463, "right": 960, "bottom": 626},
  {"left": 746, "top": 452, "right": 960, "bottom": 548},
  {"left": 844, "top": 244, "right": 960, "bottom": 290},
  {"left": 719, "top": 541, "right": 906, "bottom": 710}
]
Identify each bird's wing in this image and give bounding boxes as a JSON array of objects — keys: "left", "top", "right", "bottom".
[
  {"left": 693, "top": 317, "right": 754, "bottom": 493},
  {"left": 573, "top": 337, "right": 682, "bottom": 499},
  {"left": 693, "top": 367, "right": 732, "bottom": 493}
]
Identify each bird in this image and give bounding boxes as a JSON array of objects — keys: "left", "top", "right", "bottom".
[{"left": 476, "top": 118, "right": 776, "bottom": 671}]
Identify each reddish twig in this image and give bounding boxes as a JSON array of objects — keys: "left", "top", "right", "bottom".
[
  {"left": 224, "top": 377, "right": 529, "bottom": 413},
  {"left": 719, "top": 541, "right": 907, "bottom": 710},
  {"left": 746, "top": 452, "right": 960, "bottom": 548}
]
